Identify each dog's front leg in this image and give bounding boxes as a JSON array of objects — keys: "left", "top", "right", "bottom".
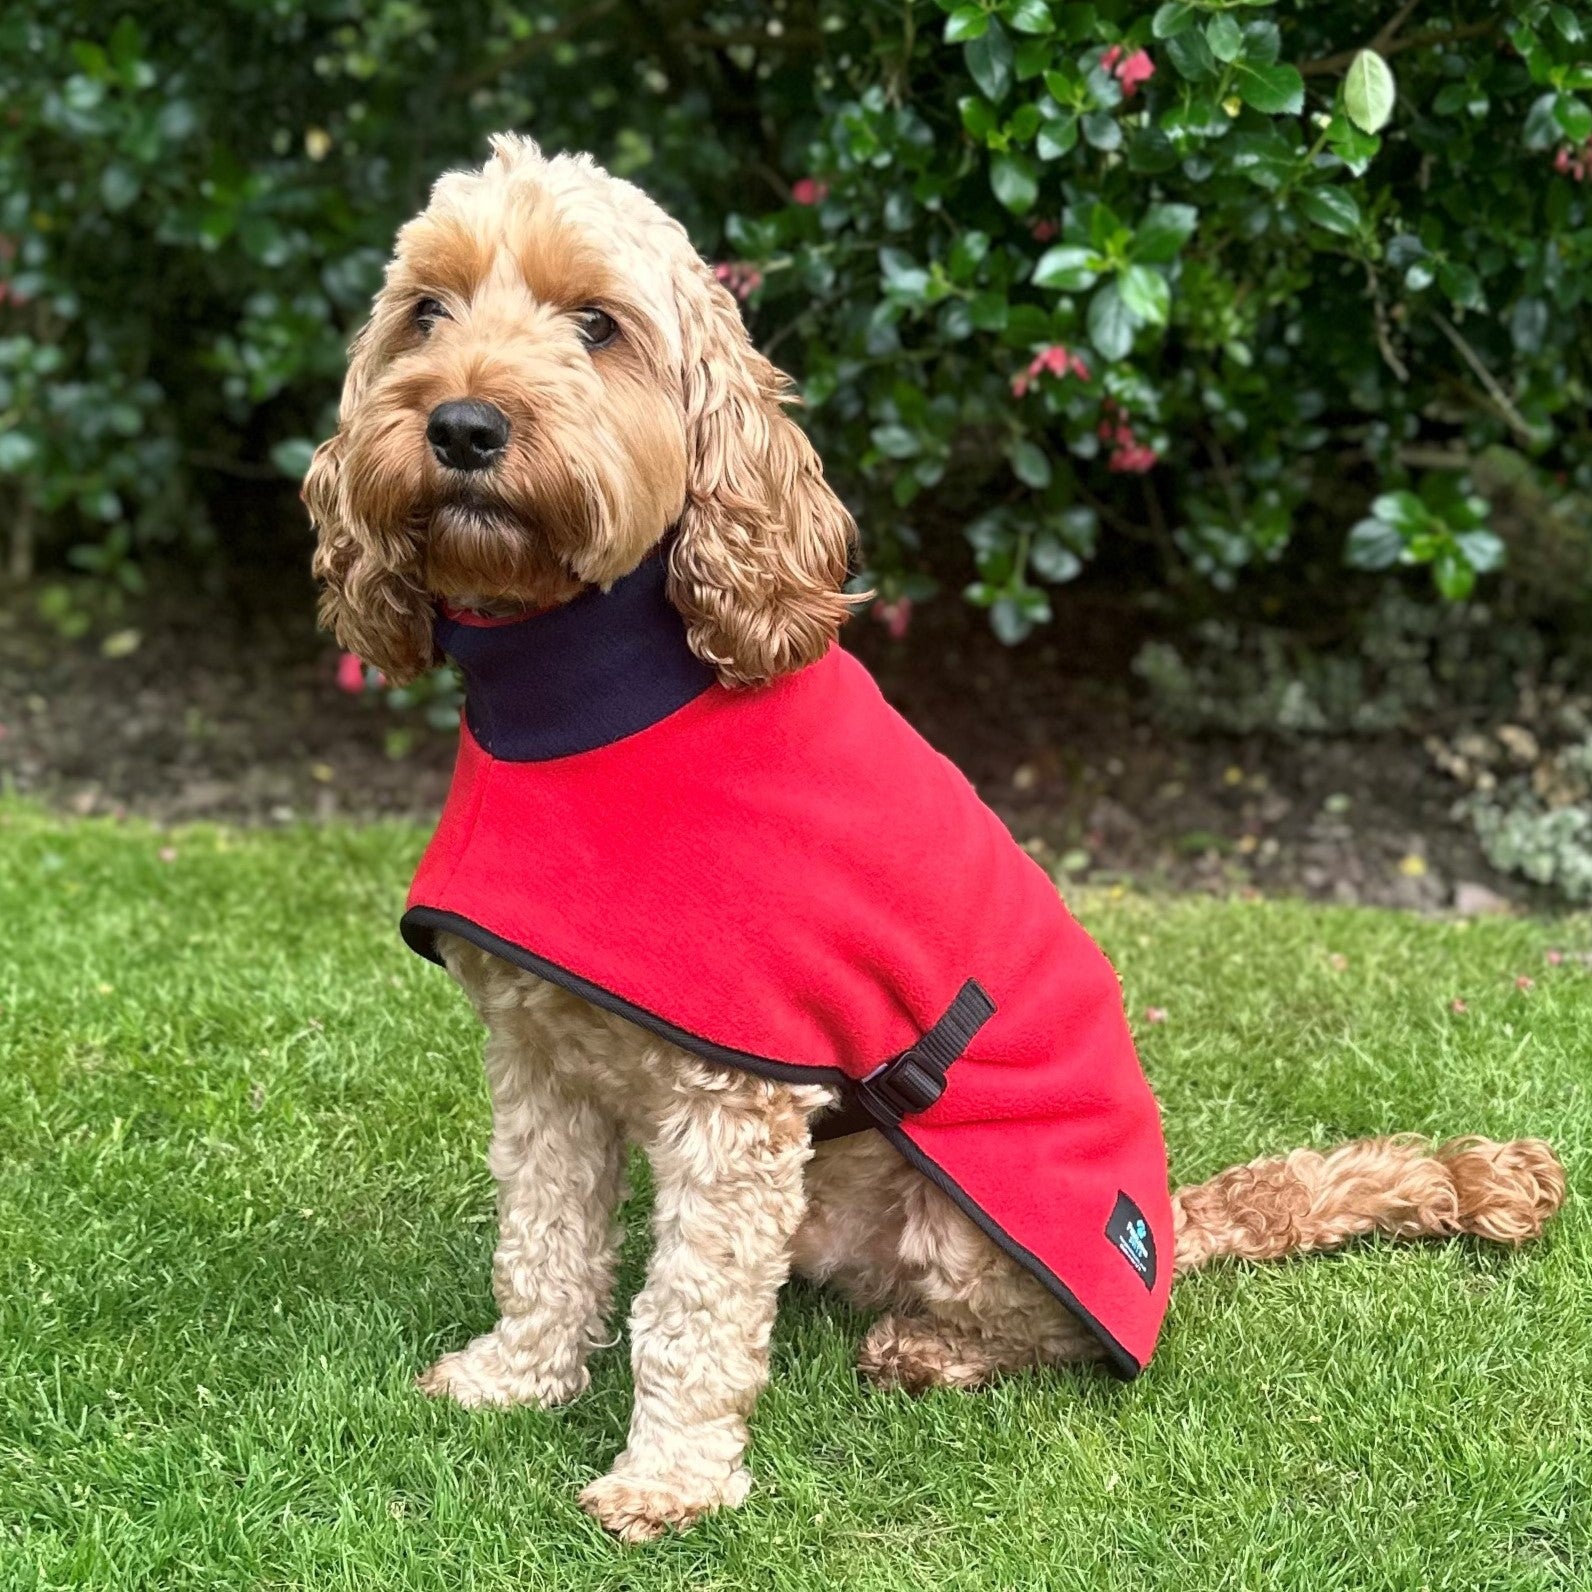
[
  {"left": 419, "top": 1026, "right": 626, "bottom": 1410},
  {"left": 579, "top": 1070, "right": 815, "bottom": 1542}
]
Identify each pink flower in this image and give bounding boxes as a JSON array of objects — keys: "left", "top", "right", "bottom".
[
  {"left": 712, "top": 261, "right": 764, "bottom": 301},
  {"left": 1115, "top": 48, "right": 1155, "bottom": 95},
  {"left": 1547, "top": 949, "right": 1565, "bottom": 966},
  {"left": 791, "top": 177, "right": 830, "bottom": 206},
  {"left": 336, "top": 652, "right": 366, "bottom": 694},
  {"left": 1143, "top": 1006, "right": 1168, "bottom": 1025},
  {"left": 1011, "top": 344, "right": 1090, "bottom": 397},
  {"left": 1029, "top": 218, "right": 1059, "bottom": 242},
  {"left": 1109, "top": 442, "right": 1160, "bottom": 473},
  {"left": 1515, "top": 975, "right": 1536, "bottom": 991},
  {"left": 1554, "top": 138, "right": 1592, "bottom": 181},
  {"left": 1100, "top": 45, "right": 1154, "bottom": 96},
  {"left": 1097, "top": 398, "right": 1158, "bottom": 471},
  {"left": 873, "top": 596, "right": 913, "bottom": 640}
]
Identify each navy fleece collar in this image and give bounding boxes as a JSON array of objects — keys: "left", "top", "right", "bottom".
[{"left": 436, "top": 554, "right": 716, "bottom": 762}]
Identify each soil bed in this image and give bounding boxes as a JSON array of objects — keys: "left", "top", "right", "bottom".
[{"left": 0, "top": 575, "right": 1538, "bottom": 913}]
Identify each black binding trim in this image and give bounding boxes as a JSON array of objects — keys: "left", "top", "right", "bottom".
[{"left": 399, "top": 905, "right": 1143, "bottom": 1379}]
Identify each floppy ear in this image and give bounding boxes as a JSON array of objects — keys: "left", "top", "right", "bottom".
[
  {"left": 304, "top": 325, "right": 436, "bottom": 685},
  {"left": 667, "top": 267, "right": 859, "bottom": 686}
]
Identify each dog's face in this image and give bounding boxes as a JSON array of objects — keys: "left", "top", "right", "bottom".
[{"left": 307, "top": 136, "right": 857, "bottom": 687}]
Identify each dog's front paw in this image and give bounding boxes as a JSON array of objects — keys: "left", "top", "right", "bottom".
[
  {"left": 417, "top": 1330, "right": 586, "bottom": 1410},
  {"left": 578, "top": 1466, "right": 752, "bottom": 1543}
]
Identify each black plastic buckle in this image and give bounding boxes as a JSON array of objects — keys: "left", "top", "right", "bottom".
[
  {"left": 856, "top": 1047, "right": 947, "bottom": 1126},
  {"left": 848, "top": 978, "right": 997, "bottom": 1131}
]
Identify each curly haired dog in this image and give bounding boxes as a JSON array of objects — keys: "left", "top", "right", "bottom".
[{"left": 306, "top": 136, "right": 1566, "bottom": 1543}]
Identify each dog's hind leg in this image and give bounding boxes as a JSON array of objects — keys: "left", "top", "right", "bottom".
[
  {"left": 801, "top": 1135, "right": 1107, "bottom": 1390},
  {"left": 1170, "top": 1134, "right": 1566, "bottom": 1274},
  {"left": 418, "top": 939, "right": 628, "bottom": 1410}
]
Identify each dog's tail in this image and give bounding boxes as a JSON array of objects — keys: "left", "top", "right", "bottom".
[{"left": 1170, "top": 1135, "right": 1566, "bottom": 1276}]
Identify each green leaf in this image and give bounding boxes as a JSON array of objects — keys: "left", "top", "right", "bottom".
[
  {"left": 1236, "top": 62, "right": 1304, "bottom": 116},
  {"left": 960, "top": 96, "right": 1001, "bottom": 140},
  {"left": 1228, "top": 127, "right": 1301, "bottom": 190},
  {"left": 948, "top": 228, "right": 991, "bottom": 281},
  {"left": 99, "top": 164, "right": 140, "bottom": 212},
  {"left": 1554, "top": 94, "right": 1592, "bottom": 143},
  {"left": 1325, "top": 112, "right": 1380, "bottom": 174},
  {"left": 989, "top": 595, "right": 1035, "bottom": 644},
  {"left": 969, "top": 291, "right": 1010, "bottom": 330},
  {"left": 1509, "top": 296, "right": 1548, "bottom": 355},
  {"left": 1008, "top": 102, "right": 1042, "bottom": 141},
  {"left": 1151, "top": 3, "right": 1195, "bottom": 40},
  {"left": 879, "top": 247, "right": 931, "bottom": 300},
  {"left": 1455, "top": 529, "right": 1505, "bottom": 573},
  {"left": 1043, "top": 66, "right": 1081, "bottom": 105},
  {"left": 1036, "top": 115, "right": 1079, "bottom": 159},
  {"left": 270, "top": 438, "right": 317, "bottom": 479},
  {"left": 1165, "top": 28, "right": 1217, "bottom": 82},
  {"left": 1009, "top": 438, "right": 1052, "bottom": 488},
  {"left": 871, "top": 423, "right": 922, "bottom": 459},
  {"left": 1297, "top": 186, "right": 1361, "bottom": 235},
  {"left": 1523, "top": 92, "right": 1561, "bottom": 152},
  {"left": 1014, "top": 38, "right": 1050, "bottom": 79},
  {"left": 966, "top": 16, "right": 1014, "bottom": 101},
  {"left": 1081, "top": 112, "right": 1122, "bottom": 151},
  {"left": 1371, "top": 491, "right": 1428, "bottom": 532},
  {"left": 1437, "top": 259, "right": 1483, "bottom": 310},
  {"left": 1007, "top": 0, "right": 1053, "bottom": 36},
  {"left": 1345, "top": 517, "right": 1403, "bottom": 569},
  {"left": 0, "top": 431, "right": 39, "bottom": 472},
  {"left": 1433, "top": 546, "right": 1477, "bottom": 600},
  {"left": 1133, "top": 202, "right": 1198, "bottom": 263},
  {"left": 1005, "top": 306, "right": 1052, "bottom": 347},
  {"left": 108, "top": 16, "right": 143, "bottom": 71},
  {"left": 1032, "top": 244, "right": 1098, "bottom": 290},
  {"left": 945, "top": 6, "right": 988, "bottom": 43},
  {"left": 1031, "top": 532, "right": 1082, "bottom": 582},
  {"left": 1343, "top": 49, "right": 1396, "bottom": 134},
  {"left": 1205, "top": 14, "right": 1243, "bottom": 64},
  {"left": 1031, "top": 531, "right": 1082, "bottom": 582},
  {"left": 1087, "top": 281, "right": 1135, "bottom": 360},
  {"left": 990, "top": 150, "right": 1038, "bottom": 212},
  {"left": 1118, "top": 264, "right": 1170, "bottom": 326},
  {"left": 1241, "top": 21, "right": 1282, "bottom": 66}
]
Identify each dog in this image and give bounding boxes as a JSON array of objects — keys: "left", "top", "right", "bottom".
[{"left": 305, "top": 136, "right": 1566, "bottom": 1543}]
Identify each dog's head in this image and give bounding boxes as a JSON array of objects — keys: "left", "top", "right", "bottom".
[{"left": 305, "top": 135, "right": 857, "bottom": 687}]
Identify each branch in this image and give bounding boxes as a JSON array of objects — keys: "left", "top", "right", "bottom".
[
  {"left": 1300, "top": 18, "right": 1497, "bottom": 77},
  {"left": 1364, "top": 262, "right": 1409, "bottom": 384},
  {"left": 1429, "top": 311, "right": 1539, "bottom": 446}
]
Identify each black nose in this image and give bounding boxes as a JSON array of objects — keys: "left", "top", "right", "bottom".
[{"left": 426, "top": 399, "right": 510, "bottom": 471}]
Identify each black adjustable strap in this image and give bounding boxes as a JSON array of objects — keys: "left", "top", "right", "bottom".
[{"left": 812, "top": 979, "right": 996, "bottom": 1142}]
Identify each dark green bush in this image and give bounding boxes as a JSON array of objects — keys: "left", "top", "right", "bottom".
[{"left": 3, "top": 2, "right": 1590, "bottom": 646}]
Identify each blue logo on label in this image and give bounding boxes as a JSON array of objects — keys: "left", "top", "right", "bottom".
[{"left": 1105, "top": 1191, "right": 1157, "bottom": 1291}]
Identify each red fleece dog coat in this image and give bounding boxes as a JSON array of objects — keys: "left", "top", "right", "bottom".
[{"left": 402, "top": 554, "right": 1173, "bottom": 1375}]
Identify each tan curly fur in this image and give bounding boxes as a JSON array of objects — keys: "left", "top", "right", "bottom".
[{"left": 313, "top": 138, "right": 1567, "bottom": 1542}]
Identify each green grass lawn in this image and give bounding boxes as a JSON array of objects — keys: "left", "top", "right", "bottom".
[{"left": 1, "top": 801, "right": 1589, "bottom": 1591}]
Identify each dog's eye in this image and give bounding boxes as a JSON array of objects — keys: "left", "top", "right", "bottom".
[
  {"left": 574, "top": 307, "right": 618, "bottom": 350},
  {"left": 414, "top": 297, "right": 449, "bottom": 331}
]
